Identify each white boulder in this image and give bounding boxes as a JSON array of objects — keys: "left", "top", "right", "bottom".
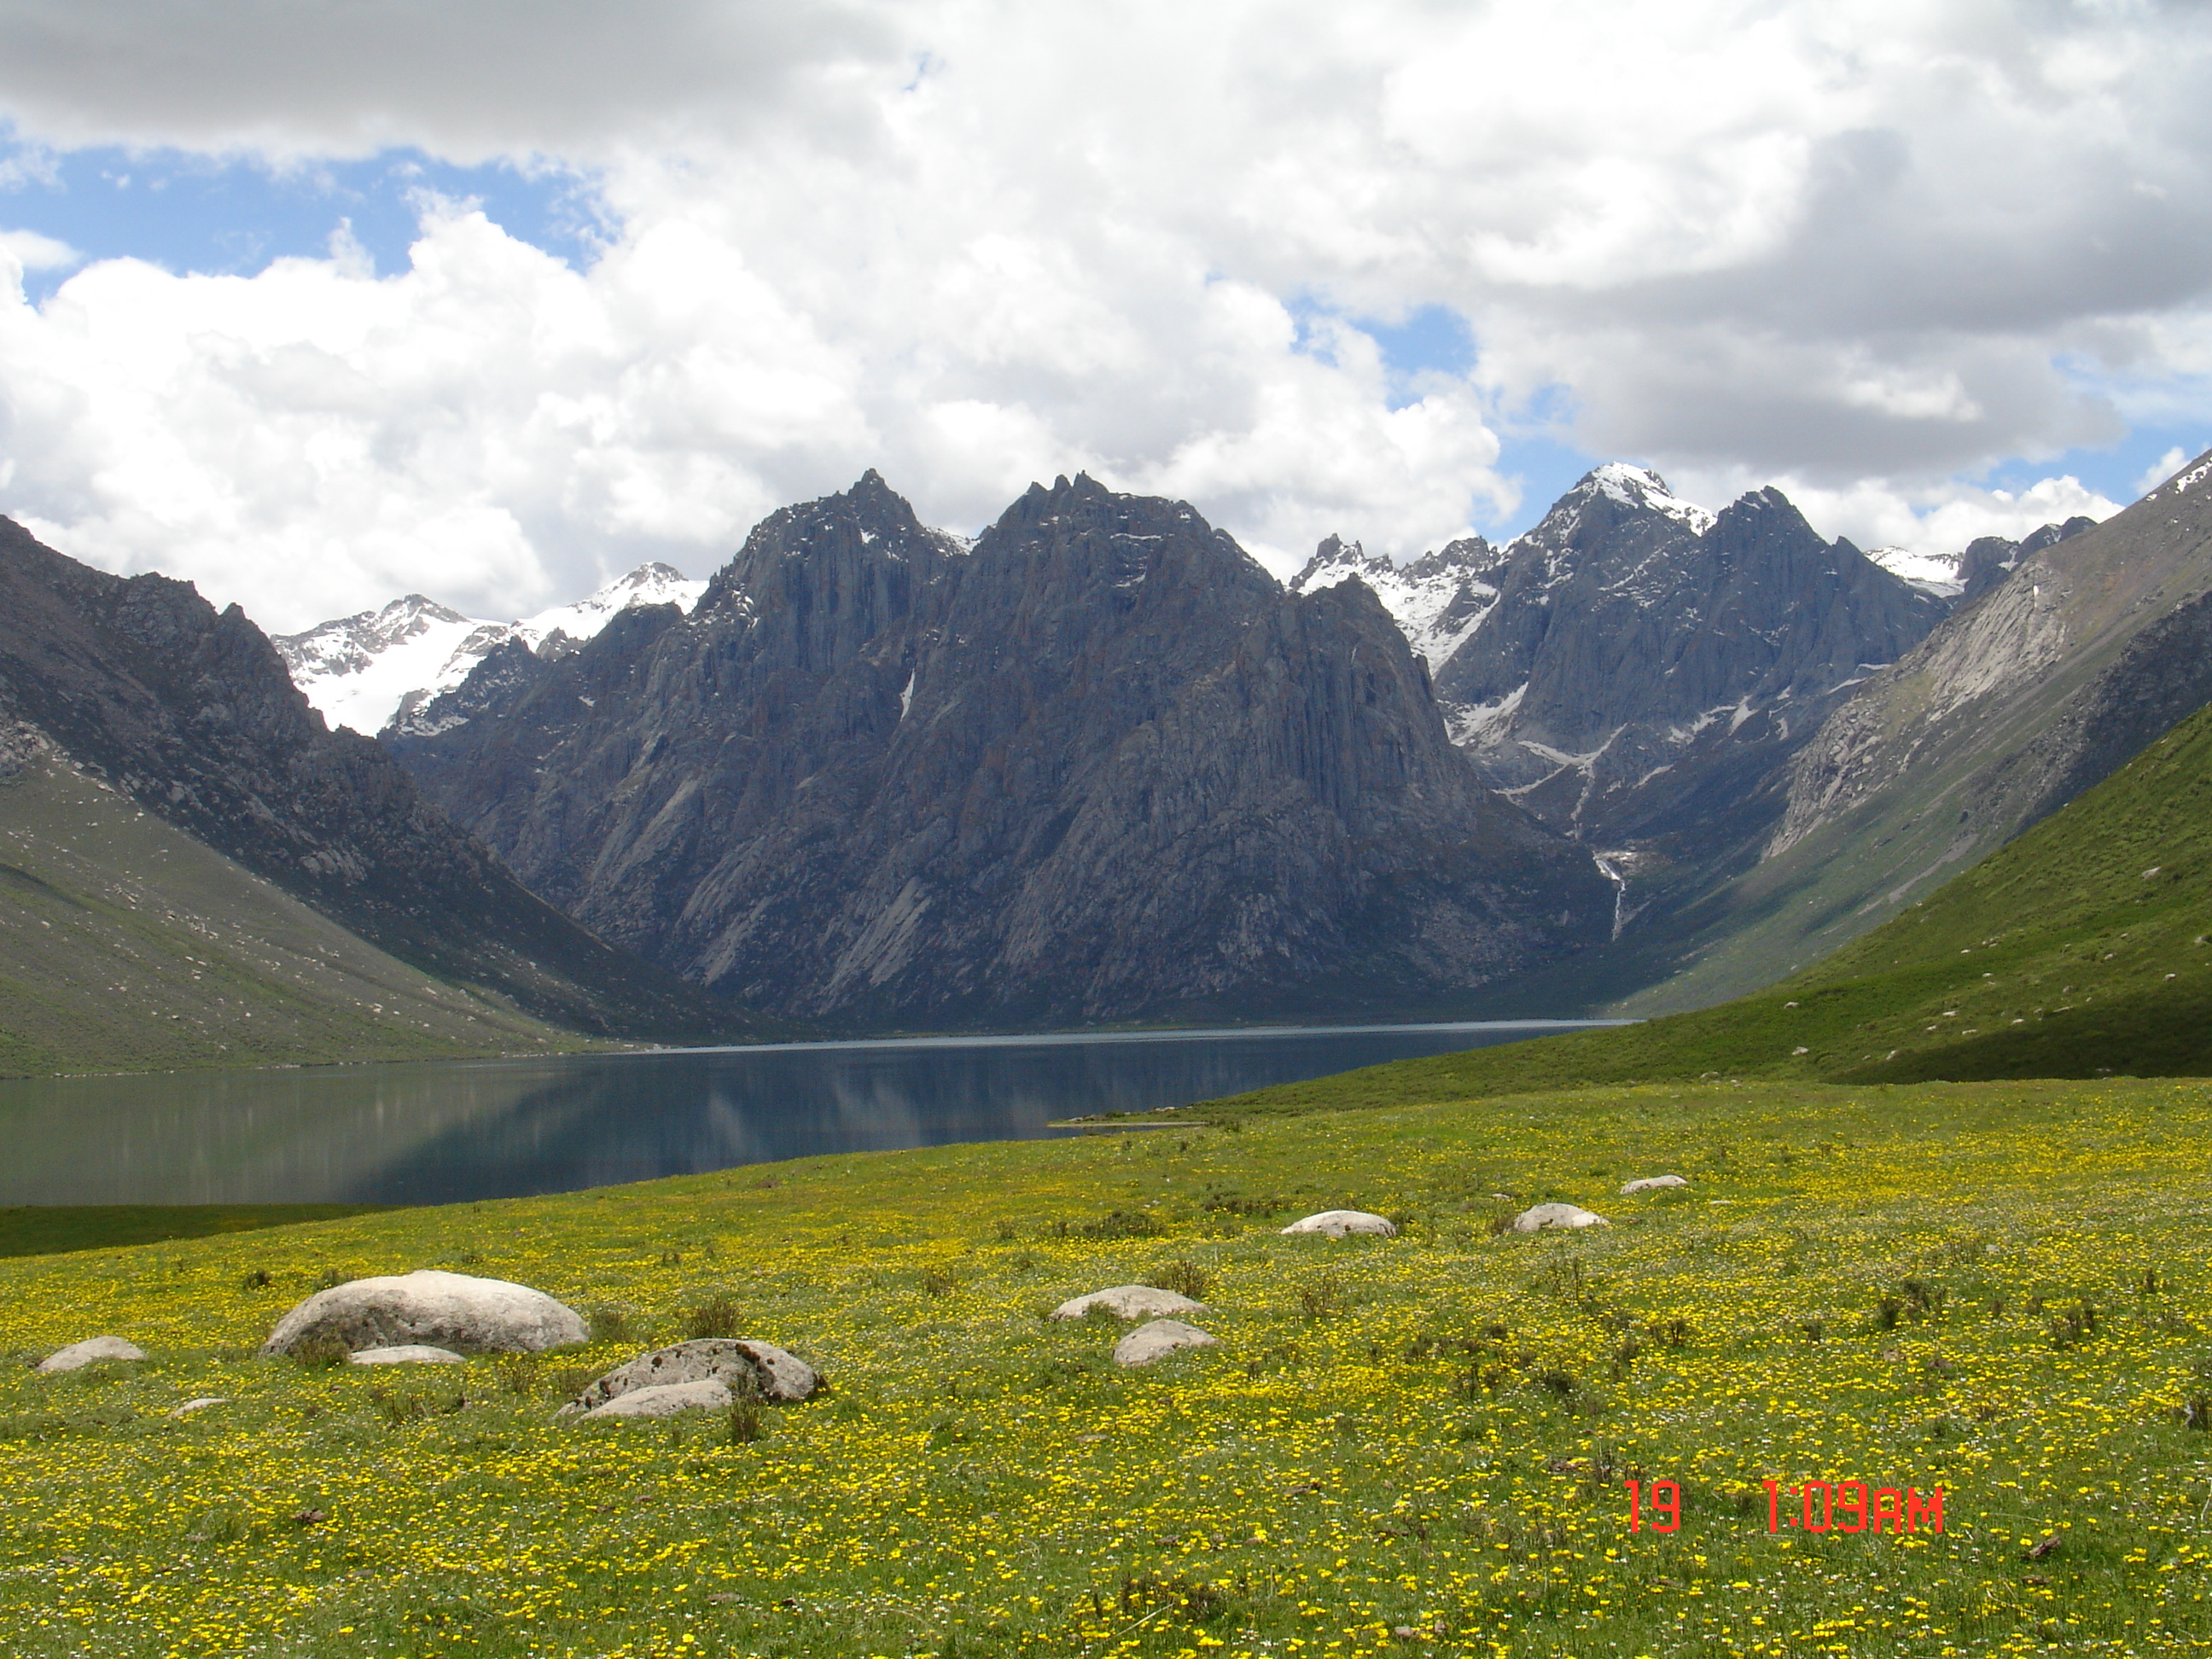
[
  {"left": 579, "top": 1378, "right": 733, "bottom": 1420},
  {"left": 1280, "top": 1209, "right": 1397, "bottom": 1238},
  {"left": 1511, "top": 1202, "right": 1610, "bottom": 1232},
  {"left": 167, "top": 1397, "right": 227, "bottom": 1417},
  {"left": 560, "top": 1337, "right": 818, "bottom": 1418},
  {"left": 1620, "top": 1175, "right": 1689, "bottom": 1195},
  {"left": 1114, "top": 1319, "right": 1220, "bottom": 1368},
  {"left": 348, "top": 1344, "right": 466, "bottom": 1365},
  {"left": 37, "top": 1336, "right": 147, "bottom": 1373},
  {"left": 258, "top": 1270, "right": 588, "bottom": 1358},
  {"left": 1051, "top": 1284, "right": 1208, "bottom": 1321}
]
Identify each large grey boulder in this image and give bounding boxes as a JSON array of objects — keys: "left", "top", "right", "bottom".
[
  {"left": 1114, "top": 1319, "right": 1220, "bottom": 1368},
  {"left": 579, "top": 1379, "right": 733, "bottom": 1421},
  {"left": 560, "top": 1338, "right": 818, "bottom": 1418},
  {"left": 1620, "top": 1174, "right": 1689, "bottom": 1195},
  {"left": 1281, "top": 1209, "right": 1397, "bottom": 1238},
  {"left": 348, "top": 1344, "right": 465, "bottom": 1366},
  {"left": 259, "top": 1271, "right": 587, "bottom": 1357},
  {"left": 1052, "top": 1284, "right": 1208, "bottom": 1321},
  {"left": 37, "top": 1336, "right": 147, "bottom": 1373},
  {"left": 1511, "top": 1202, "right": 1610, "bottom": 1232}
]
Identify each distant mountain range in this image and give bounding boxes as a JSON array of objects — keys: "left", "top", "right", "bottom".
[
  {"left": 273, "top": 564, "right": 707, "bottom": 736},
  {"left": 9, "top": 439, "right": 2205, "bottom": 1076}
]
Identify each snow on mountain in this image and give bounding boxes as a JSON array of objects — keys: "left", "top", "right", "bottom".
[
  {"left": 1582, "top": 462, "right": 1716, "bottom": 536},
  {"left": 1863, "top": 545, "right": 1965, "bottom": 600},
  {"left": 275, "top": 563, "right": 706, "bottom": 735},
  {"left": 1289, "top": 533, "right": 1502, "bottom": 670}
]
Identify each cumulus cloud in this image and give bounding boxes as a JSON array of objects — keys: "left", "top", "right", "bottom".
[
  {"left": 0, "top": 224, "right": 73, "bottom": 269},
  {"left": 2, "top": 0, "right": 2210, "bottom": 620}
]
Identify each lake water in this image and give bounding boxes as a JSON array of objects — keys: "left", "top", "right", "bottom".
[{"left": 0, "top": 1022, "right": 1615, "bottom": 1206}]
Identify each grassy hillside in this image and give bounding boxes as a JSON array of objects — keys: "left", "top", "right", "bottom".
[
  {"left": 1196, "top": 696, "right": 2212, "bottom": 1121},
  {"left": 0, "top": 757, "right": 599, "bottom": 1077},
  {"left": 0, "top": 1205, "right": 390, "bottom": 1260},
  {"left": 3, "top": 1079, "right": 2209, "bottom": 1655}
]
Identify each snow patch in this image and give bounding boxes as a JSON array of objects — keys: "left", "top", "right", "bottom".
[{"left": 1866, "top": 545, "right": 1964, "bottom": 599}]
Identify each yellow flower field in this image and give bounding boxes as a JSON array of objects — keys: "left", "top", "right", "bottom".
[{"left": 3, "top": 1078, "right": 2210, "bottom": 1657}]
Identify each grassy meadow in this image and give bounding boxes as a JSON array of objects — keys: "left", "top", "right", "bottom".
[{"left": 5, "top": 1078, "right": 2212, "bottom": 1656}]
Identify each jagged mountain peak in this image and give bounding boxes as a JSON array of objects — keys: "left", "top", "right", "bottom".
[
  {"left": 1524, "top": 463, "right": 1717, "bottom": 544},
  {"left": 1290, "top": 533, "right": 1502, "bottom": 671}
]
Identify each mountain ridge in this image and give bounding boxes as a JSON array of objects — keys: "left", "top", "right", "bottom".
[{"left": 388, "top": 472, "right": 1614, "bottom": 1027}]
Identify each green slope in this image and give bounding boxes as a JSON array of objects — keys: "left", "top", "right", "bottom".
[
  {"left": 0, "top": 755, "right": 603, "bottom": 1077},
  {"left": 1197, "top": 694, "right": 2212, "bottom": 1117}
]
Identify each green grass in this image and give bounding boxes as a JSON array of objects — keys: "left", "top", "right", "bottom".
[
  {"left": 3, "top": 1078, "right": 2211, "bottom": 1655},
  {"left": 0, "top": 1206, "right": 393, "bottom": 1260},
  {"left": 1191, "top": 696, "right": 2212, "bottom": 1123}
]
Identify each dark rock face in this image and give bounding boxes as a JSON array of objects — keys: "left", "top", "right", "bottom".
[
  {"left": 1421, "top": 467, "right": 1948, "bottom": 864},
  {"left": 390, "top": 473, "right": 1611, "bottom": 1027},
  {"left": 1956, "top": 516, "right": 2097, "bottom": 602},
  {"left": 0, "top": 515, "right": 769, "bottom": 1043}
]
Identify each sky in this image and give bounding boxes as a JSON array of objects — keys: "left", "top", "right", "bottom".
[{"left": 1, "top": 1, "right": 2209, "bottom": 632}]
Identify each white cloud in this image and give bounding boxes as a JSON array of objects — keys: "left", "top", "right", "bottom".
[
  {"left": 2137, "top": 445, "right": 2191, "bottom": 496},
  {"left": 2, "top": 0, "right": 2211, "bottom": 623},
  {"left": 0, "top": 226, "right": 76, "bottom": 270}
]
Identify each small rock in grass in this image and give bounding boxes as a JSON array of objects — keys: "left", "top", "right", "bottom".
[
  {"left": 1618, "top": 1175, "right": 1689, "bottom": 1195},
  {"left": 1051, "top": 1284, "right": 1208, "bottom": 1321},
  {"left": 579, "top": 1378, "right": 733, "bottom": 1420},
  {"left": 1510, "top": 1202, "right": 1609, "bottom": 1232},
  {"left": 560, "top": 1337, "right": 818, "bottom": 1418},
  {"left": 37, "top": 1336, "right": 147, "bottom": 1373},
  {"left": 259, "top": 1270, "right": 587, "bottom": 1358},
  {"left": 347, "top": 1344, "right": 466, "bottom": 1366},
  {"left": 168, "top": 1397, "right": 228, "bottom": 1417},
  {"left": 1114, "top": 1319, "right": 1220, "bottom": 1368},
  {"left": 1280, "top": 1210, "right": 1396, "bottom": 1238}
]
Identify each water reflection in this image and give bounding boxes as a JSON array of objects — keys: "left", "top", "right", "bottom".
[{"left": 0, "top": 1022, "right": 1614, "bottom": 1205}]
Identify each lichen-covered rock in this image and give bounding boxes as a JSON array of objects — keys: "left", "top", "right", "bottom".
[
  {"left": 559, "top": 1338, "right": 818, "bottom": 1419},
  {"left": 348, "top": 1344, "right": 466, "bottom": 1365},
  {"left": 1511, "top": 1202, "right": 1610, "bottom": 1232},
  {"left": 1114, "top": 1319, "right": 1220, "bottom": 1368},
  {"left": 1620, "top": 1174, "right": 1689, "bottom": 1195},
  {"left": 579, "top": 1379, "right": 733, "bottom": 1421},
  {"left": 1051, "top": 1285, "right": 1208, "bottom": 1321},
  {"left": 1280, "top": 1210, "right": 1397, "bottom": 1238},
  {"left": 37, "top": 1336, "right": 147, "bottom": 1373},
  {"left": 258, "top": 1271, "right": 587, "bottom": 1357}
]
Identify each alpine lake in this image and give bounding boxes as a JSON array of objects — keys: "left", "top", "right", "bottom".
[{"left": 0, "top": 1021, "right": 1615, "bottom": 1206}]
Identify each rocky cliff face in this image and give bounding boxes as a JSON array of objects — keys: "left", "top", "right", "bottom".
[
  {"left": 0, "top": 516, "right": 771, "bottom": 1044},
  {"left": 390, "top": 472, "right": 1612, "bottom": 1027}
]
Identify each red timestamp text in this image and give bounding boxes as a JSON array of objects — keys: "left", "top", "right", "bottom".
[
  {"left": 1766, "top": 1478, "right": 1943, "bottom": 1535},
  {"left": 1622, "top": 1478, "right": 1945, "bottom": 1534}
]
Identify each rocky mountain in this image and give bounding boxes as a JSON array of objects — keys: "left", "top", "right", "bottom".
[
  {"left": 0, "top": 516, "right": 776, "bottom": 1050},
  {"left": 1627, "top": 448, "right": 2212, "bottom": 1012},
  {"left": 387, "top": 471, "right": 1613, "bottom": 1027},
  {"left": 274, "top": 564, "right": 707, "bottom": 736},
  {"left": 1295, "top": 465, "right": 1951, "bottom": 943}
]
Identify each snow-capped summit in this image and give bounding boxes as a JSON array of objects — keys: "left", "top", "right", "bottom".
[
  {"left": 1289, "top": 533, "right": 1501, "bottom": 670},
  {"left": 275, "top": 563, "right": 707, "bottom": 736},
  {"left": 1578, "top": 463, "right": 1717, "bottom": 536},
  {"left": 1861, "top": 544, "right": 1965, "bottom": 600}
]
